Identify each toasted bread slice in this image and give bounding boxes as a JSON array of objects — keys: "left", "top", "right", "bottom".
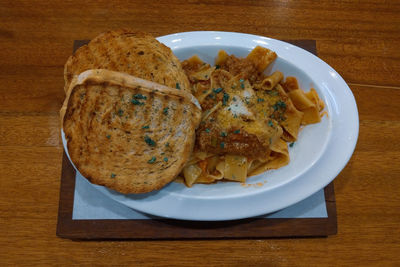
[
  {"left": 64, "top": 29, "right": 190, "bottom": 93},
  {"left": 61, "top": 69, "right": 201, "bottom": 194}
]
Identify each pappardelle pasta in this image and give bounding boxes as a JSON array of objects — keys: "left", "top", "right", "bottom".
[{"left": 178, "top": 46, "right": 326, "bottom": 186}]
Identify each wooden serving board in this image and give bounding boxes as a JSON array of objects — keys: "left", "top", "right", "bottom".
[{"left": 57, "top": 39, "right": 337, "bottom": 240}]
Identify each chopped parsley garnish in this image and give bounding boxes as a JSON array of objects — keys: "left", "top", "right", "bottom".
[
  {"left": 289, "top": 142, "right": 295, "bottom": 147},
  {"left": 148, "top": 157, "right": 156, "bottom": 164},
  {"left": 165, "top": 142, "right": 169, "bottom": 147},
  {"left": 266, "top": 90, "right": 279, "bottom": 96},
  {"left": 203, "top": 90, "right": 208, "bottom": 94},
  {"left": 176, "top": 83, "right": 181, "bottom": 90},
  {"left": 239, "top": 79, "right": 244, "bottom": 83},
  {"left": 118, "top": 109, "right": 124, "bottom": 116},
  {"left": 205, "top": 128, "right": 210, "bottom": 133},
  {"left": 131, "top": 99, "right": 144, "bottom": 105},
  {"left": 233, "top": 129, "right": 240, "bottom": 134},
  {"left": 106, "top": 134, "right": 111, "bottom": 139},
  {"left": 163, "top": 157, "right": 168, "bottom": 162},
  {"left": 144, "top": 135, "right": 156, "bottom": 146},
  {"left": 222, "top": 92, "right": 230, "bottom": 106},
  {"left": 240, "top": 83, "right": 245, "bottom": 89},
  {"left": 208, "top": 93, "right": 215, "bottom": 99},
  {"left": 213, "top": 87, "right": 223, "bottom": 94},
  {"left": 257, "top": 98, "right": 265, "bottom": 102},
  {"left": 231, "top": 85, "right": 236, "bottom": 89},
  {"left": 111, "top": 173, "right": 116, "bottom": 178},
  {"left": 220, "top": 132, "right": 227, "bottom": 137},
  {"left": 215, "top": 65, "right": 220, "bottom": 69},
  {"left": 220, "top": 142, "right": 225, "bottom": 148},
  {"left": 232, "top": 97, "right": 237, "bottom": 101},
  {"left": 133, "top": 94, "right": 147, "bottom": 100},
  {"left": 233, "top": 114, "right": 238, "bottom": 118},
  {"left": 273, "top": 100, "right": 287, "bottom": 111},
  {"left": 268, "top": 120, "right": 274, "bottom": 127},
  {"left": 163, "top": 107, "right": 169, "bottom": 115},
  {"left": 142, "top": 125, "right": 149, "bottom": 129}
]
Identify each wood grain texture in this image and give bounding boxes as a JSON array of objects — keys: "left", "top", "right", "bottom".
[{"left": 1, "top": 0, "right": 399, "bottom": 266}]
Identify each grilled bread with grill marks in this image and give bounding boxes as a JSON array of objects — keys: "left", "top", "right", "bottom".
[
  {"left": 61, "top": 69, "right": 201, "bottom": 194},
  {"left": 64, "top": 29, "right": 190, "bottom": 94}
]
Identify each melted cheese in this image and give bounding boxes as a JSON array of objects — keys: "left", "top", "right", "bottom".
[{"left": 228, "top": 98, "right": 252, "bottom": 117}]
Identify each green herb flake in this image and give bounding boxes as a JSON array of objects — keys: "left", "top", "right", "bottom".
[
  {"left": 148, "top": 156, "right": 156, "bottom": 164},
  {"left": 220, "top": 142, "right": 225, "bottom": 148},
  {"left": 163, "top": 157, "right": 168, "bottom": 162},
  {"left": 215, "top": 65, "right": 220, "bottom": 69},
  {"left": 233, "top": 97, "right": 237, "bottom": 101},
  {"left": 131, "top": 99, "right": 144, "bottom": 105},
  {"left": 144, "top": 135, "right": 156, "bottom": 147},
  {"left": 213, "top": 87, "right": 223, "bottom": 94},
  {"left": 289, "top": 142, "right": 295, "bottom": 147},
  {"left": 118, "top": 109, "right": 124, "bottom": 116},
  {"left": 239, "top": 79, "right": 244, "bottom": 83},
  {"left": 163, "top": 107, "right": 169, "bottom": 115},
  {"left": 222, "top": 92, "right": 230, "bottom": 106},
  {"left": 205, "top": 128, "right": 211, "bottom": 133},
  {"left": 273, "top": 100, "right": 287, "bottom": 111},
  {"left": 257, "top": 98, "right": 265, "bottom": 103},
  {"left": 266, "top": 90, "right": 279, "bottom": 96},
  {"left": 231, "top": 84, "right": 237, "bottom": 89},
  {"left": 133, "top": 94, "right": 147, "bottom": 100},
  {"left": 142, "top": 125, "right": 149, "bottom": 129},
  {"left": 111, "top": 173, "right": 116, "bottom": 178},
  {"left": 233, "top": 114, "right": 238, "bottom": 118},
  {"left": 203, "top": 90, "right": 208, "bottom": 94},
  {"left": 220, "top": 132, "right": 227, "bottom": 137},
  {"left": 106, "top": 134, "right": 111, "bottom": 139},
  {"left": 233, "top": 130, "right": 240, "bottom": 134},
  {"left": 165, "top": 142, "right": 169, "bottom": 147},
  {"left": 176, "top": 83, "right": 181, "bottom": 90},
  {"left": 268, "top": 120, "right": 274, "bottom": 127},
  {"left": 240, "top": 83, "right": 245, "bottom": 89}
]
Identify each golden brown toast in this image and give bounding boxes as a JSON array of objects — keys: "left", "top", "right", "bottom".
[
  {"left": 64, "top": 29, "right": 190, "bottom": 94},
  {"left": 61, "top": 69, "right": 201, "bottom": 194}
]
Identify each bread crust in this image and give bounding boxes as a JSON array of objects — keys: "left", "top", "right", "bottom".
[{"left": 61, "top": 69, "right": 201, "bottom": 194}]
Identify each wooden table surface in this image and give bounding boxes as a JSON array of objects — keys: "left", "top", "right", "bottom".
[{"left": 1, "top": 0, "right": 399, "bottom": 265}]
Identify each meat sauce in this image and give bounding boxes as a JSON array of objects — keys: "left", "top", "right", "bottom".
[{"left": 196, "top": 120, "right": 269, "bottom": 158}]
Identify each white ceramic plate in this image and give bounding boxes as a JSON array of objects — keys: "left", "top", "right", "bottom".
[{"left": 62, "top": 31, "right": 359, "bottom": 221}]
